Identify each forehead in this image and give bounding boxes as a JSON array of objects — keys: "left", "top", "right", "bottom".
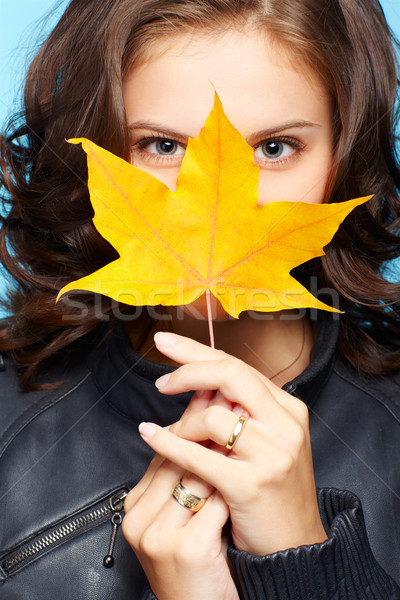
[{"left": 123, "top": 28, "right": 331, "bottom": 138}]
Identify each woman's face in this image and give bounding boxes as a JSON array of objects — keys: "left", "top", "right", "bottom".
[
  {"left": 123, "top": 28, "right": 333, "bottom": 204},
  {"left": 122, "top": 28, "right": 334, "bottom": 320}
]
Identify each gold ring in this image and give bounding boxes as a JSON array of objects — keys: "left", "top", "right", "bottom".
[
  {"left": 172, "top": 481, "right": 207, "bottom": 512},
  {"left": 226, "top": 415, "right": 247, "bottom": 450}
]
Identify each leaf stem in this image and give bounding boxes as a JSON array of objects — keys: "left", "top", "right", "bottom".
[{"left": 205, "top": 289, "right": 215, "bottom": 348}]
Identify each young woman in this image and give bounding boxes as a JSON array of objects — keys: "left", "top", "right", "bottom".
[{"left": 0, "top": 0, "right": 400, "bottom": 598}]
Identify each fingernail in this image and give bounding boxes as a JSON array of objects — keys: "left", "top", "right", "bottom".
[
  {"left": 233, "top": 403, "right": 244, "bottom": 416},
  {"left": 138, "top": 422, "right": 156, "bottom": 437},
  {"left": 155, "top": 372, "right": 171, "bottom": 389},
  {"left": 154, "top": 331, "right": 178, "bottom": 346}
]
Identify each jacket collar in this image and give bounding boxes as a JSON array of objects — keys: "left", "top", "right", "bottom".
[
  {"left": 282, "top": 311, "right": 339, "bottom": 406},
  {"left": 89, "top": 311, "right": 340, "bottom": 424}
]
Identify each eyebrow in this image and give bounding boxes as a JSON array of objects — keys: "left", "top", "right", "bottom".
[
  {"left": 128, "top": 121, "right": 191, "bottom": 141},
  {"left": 247, "top": 120, "right": 321, "bottom": 142},
  {"left": 128, "top": 119, "right": 320, "bottom": 143}
]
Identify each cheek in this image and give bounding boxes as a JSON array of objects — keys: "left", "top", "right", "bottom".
[{"left": 258, "top": 159, "right": 332, "bottom": 205}]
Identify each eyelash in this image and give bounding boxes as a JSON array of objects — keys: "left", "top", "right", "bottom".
[
  {"left": 254, "top": 136, "right": 305, "bottom": 168},
  {"left": 132, "top": 134, "right": 305, "bottom": 167},
  {"left": 133, "top": 136, "right": 186, "bottom": 164}
]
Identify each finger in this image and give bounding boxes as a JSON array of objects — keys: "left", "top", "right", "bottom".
[
  {"left": 124, "top": 459, "right": 183, "bottom": 520},
  {"left": 179, "top": 472, "right": 214, "bottom": 503},
  {"left": 186, "top": 491, "right": 230, "bottom": 543},
  {"left": 174, "top": 390, "right": 240, "bottom": 457},
  {"left": 182, "top": 389, "right": 216, "bottom": 417},
  {"left": 129, "top": 468, "right": 213, "bottom": 531},
  {"left": 155, "top": 330, "right": 277, "bottom": 392},
  {"left": 155, "top": 332, "right": 303, "bottom": 419},
  {"left": 138, "top": 422, "right": 244, "bottom": 494},
  {"left": 155, "top": 358, "right": 280, "bottom": 421},
  {"left": 209, "top": 390, "right": 234, "bottom": 412},
  {"left": 168, "top": 388, "right": 216, "bottom": 434},
  {"left": 210, "top": 391, "right": 250, "bottom": 422},
  {"left": 175, "top": 389, "right": 222, "bottom": 428},
  {"left": 161, "top": 472, "right": 215, "bottom": 528},
  {"left": 124, "top": 453, "right": 165, "bottom": 512},
  {"left": 166, "top": 390, "right": 216, "bottom": 447},
  {"left": 209, "top": 387, "right": 304, "bottom": 435},
  {"left": 154, "top": 331, "right": 229, "bottom": 363},
  {"left": 122, "top": 459, "right": 188, "bottom": 549},
  {"left": 171, "top": 404, "right": 252, "bottom": 457}
]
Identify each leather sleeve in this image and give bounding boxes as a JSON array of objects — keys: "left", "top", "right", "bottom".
[
  {"left": 140, "top": 589, "right": 157, "bottom": 600},
  {"left": 228, "top": 487, "right": 400, "bottom": 599}
]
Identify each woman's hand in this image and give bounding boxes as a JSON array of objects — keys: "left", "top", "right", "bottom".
[
  {"left": 137, "top": 330, "right": 328, "bottom": 556},
  {"left": 122, "top": 394, "right": 240, "bottom": 600}
]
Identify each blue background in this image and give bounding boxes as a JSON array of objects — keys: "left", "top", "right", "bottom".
[
  {"left": 0, "top": 1, "right": 67, "bottom": 128},
  {"left": 0, "top": 0, "right": 399, "bottom": 296}
]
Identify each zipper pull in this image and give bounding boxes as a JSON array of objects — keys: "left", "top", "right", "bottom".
[{"left": 103, "top": 492, "right": 126, "bottom": 568}]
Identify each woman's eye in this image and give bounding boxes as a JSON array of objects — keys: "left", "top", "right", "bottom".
[
  {"left": 139, "top": 138, "right": 186, "bottom": 157},
  {"left": 254, "top": 138, "right": 301, "bottom": 163}
]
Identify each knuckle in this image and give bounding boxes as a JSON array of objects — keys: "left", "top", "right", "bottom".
[
  {"left": 204, "top": 404, "right": 226, "bottom": 430},
  {"left": 169, "top": 421, "right": 180, "bottom": 435},
  {"left": 243, "top": 450, "right": 297, "bottom": 492},
  {"left": 215, "top": 348, "right": 230, "bottom": 360},
  {"left": 174, "top": 541, "right": 195, "bottom": 566},
  {"left": 289, "top": 422, "right": 307, "bottom": 452},
  {"left": 123, "top": 491, "right": 136, "bottom": 513},
  {"left": 121, "top": 512, "right": 138, "bottom": 546},
  {"left": 138, "top": 526, "right": 162, "bottom": 558},
  {"left": 223, "top": 357, "right": 249, "bottom": 380},
  {"left": 275, "top": 450, "right": 295, "bottom": 478},
  {"left": 296, "top": 401, "right": 310, "bottom": 427}
]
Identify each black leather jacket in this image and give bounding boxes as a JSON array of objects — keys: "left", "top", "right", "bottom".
[{"left": 1, "top": 312, "right": 400, "bottom": 599}]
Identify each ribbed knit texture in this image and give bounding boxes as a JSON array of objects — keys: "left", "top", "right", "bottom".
[
  {"left": 141, "top": 488, "right": 400, "bottom": 599},
  {"left": 228, "top": 488, "right": 400, "bottom": 599}
]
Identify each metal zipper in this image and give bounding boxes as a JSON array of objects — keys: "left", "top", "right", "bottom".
[
  {"left": 1, "top": 487, "right": 128, "bottom": 577},
  {"left": 103, "top": 492, "right": 126, "bottom": 568}
]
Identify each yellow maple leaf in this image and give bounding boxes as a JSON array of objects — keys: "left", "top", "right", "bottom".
[{"left": 58, "top": 94, "right": 370, "bottom": 319}]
